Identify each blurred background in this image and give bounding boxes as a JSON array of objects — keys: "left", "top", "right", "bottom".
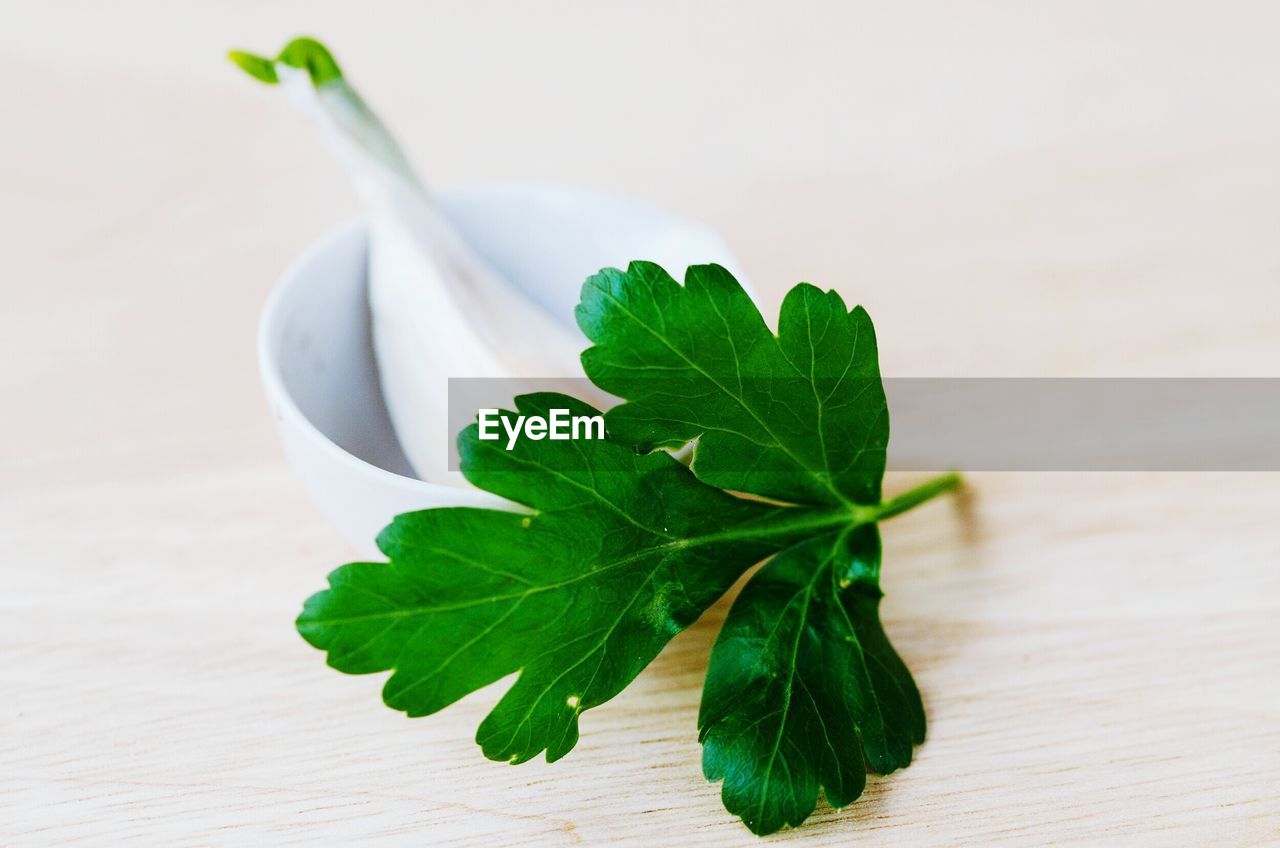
[{"left": 2, "top": 2, "right": 1277, "bottom": 845}]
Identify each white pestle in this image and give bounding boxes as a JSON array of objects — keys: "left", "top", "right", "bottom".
[{"left": 242, "top": 40, "right": 585, "bottom": 486}]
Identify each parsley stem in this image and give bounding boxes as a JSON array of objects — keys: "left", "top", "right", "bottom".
[
  {"left": 735, "top": 472, "right": 964, "bottom": 544},
  {"left": 871, "top": 472, "right": 963, "bottom": 522}
]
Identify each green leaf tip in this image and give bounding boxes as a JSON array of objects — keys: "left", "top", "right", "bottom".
[
  {"left": 228, "top": 50, "right": 279, "bottom": 84},
  {"left": 278, "top": 37, "right": 344, "bottom": 85},
  {"left": 227, "top": 36, "right": 343, "bottom": 87}
]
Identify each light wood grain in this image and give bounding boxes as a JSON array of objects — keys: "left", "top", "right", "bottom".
[{"left": 2, "top": 2, "right": 1277, "bottom": 845}]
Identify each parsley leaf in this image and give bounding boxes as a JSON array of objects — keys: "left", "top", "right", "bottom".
[
  {"left": 297, "top": 263, "right": 958, "bottom": 835},
  {"left": 577, "top": 262, "right": 887, "bottom": 506},
  {"left": 699, "top": 526, "right": 925, "bottom": 834}
]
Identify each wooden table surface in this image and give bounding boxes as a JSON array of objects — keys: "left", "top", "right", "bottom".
[{"left": 3, "top": 3, "right": 1277, "bottom": 845}]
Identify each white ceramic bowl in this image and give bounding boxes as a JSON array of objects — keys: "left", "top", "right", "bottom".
[{"left": 258, "top": 184, "right": 746, "bottom": 556}]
